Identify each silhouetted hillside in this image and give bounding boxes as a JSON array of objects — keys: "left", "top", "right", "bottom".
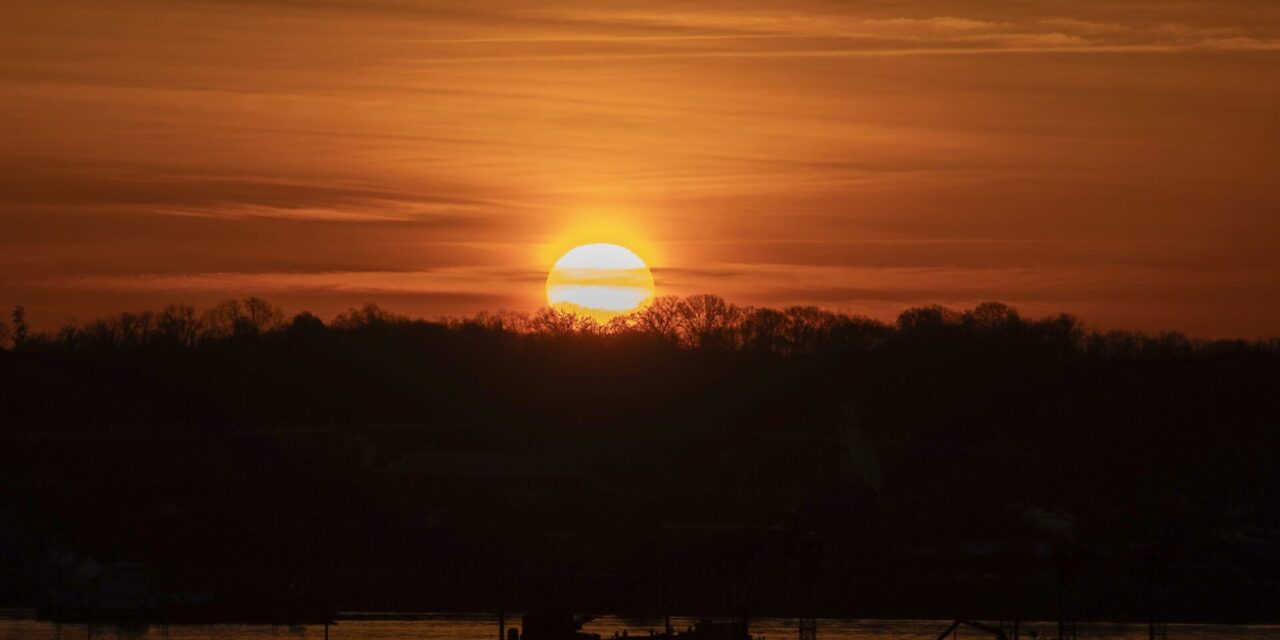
[{"left": 1, "top": 297, "right": 1278, "bottom": 622}]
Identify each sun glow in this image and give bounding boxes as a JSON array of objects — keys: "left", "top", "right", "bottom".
[{"left": 546, "top": 243, "right": 656, "bottom": 322}]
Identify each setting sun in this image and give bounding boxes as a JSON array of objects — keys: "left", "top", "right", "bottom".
[{"left": 546, "top": 243, "right": 656, "bottom": 322}]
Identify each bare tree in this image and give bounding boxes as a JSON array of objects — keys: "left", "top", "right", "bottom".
[
  {"left": 603, "top": 313, "right": 637, "bottom": 335},
  {"left": 457, "top": 310, "right": 530, "bottom": 334},
  {"left": 287, "top": 311, "right": 327, "bottom": 333},
  {"left": 332, "top": 302, "right": 407, "bottom": 329},
  {"left": 529, "top": 307, "right": 597, "bottom": 336},
  {"left": 829, "top": 315, "right": 892, "bottom": 351},
  {"left": 740, "top": 307, "right": 787, "bottom": 353},
  {"left": 630, "top": 296, "right": 685, "bottom": 342},
  {"left": 966, "top": 301, "right": 1020, "bottom": 329},
  {"left": 11, "top": 306, "right": 28, "bottom": 349},
  {"left": 54, "top": 321, "right": 79, "bottom": 348},
  {"left": 200, "top": 299, "right": 244, "bottom": 340},
  {"left": 679, "top": 294, "right": 740, "bottom": 349},
  {"left": 200, "top": 298, "right": 284, "bottom": 339},
  {"left": 1036, "top": 313, "right": 1083, "bottom": 349},
  {"left": 241, "top": 297, "right": 284, "bottom": 334},
  {"left": 115, "top": 311, "right": 157, "bottom": 346},
  {"left": 896, "top": 305, "right": 961, "bottom": 340},
  {"left": 783, "top": 306, "right": 841, "bottom": 354},
  {"left": 156, "top": 305, "right": 201, "bottom": 346}
]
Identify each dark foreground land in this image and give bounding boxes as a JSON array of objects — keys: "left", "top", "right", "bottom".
[{"left": 1, "top": 298, "right": 1278, "bottom": 623}]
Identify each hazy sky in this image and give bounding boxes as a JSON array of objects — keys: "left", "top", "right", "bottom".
[{"left": 3, "top": 0, "right": 1278, "bottom": 336}]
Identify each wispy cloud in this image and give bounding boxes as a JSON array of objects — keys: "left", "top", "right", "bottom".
[
  {"left": 38, "top": 268, "right": 540, "bottom": 294},
  {"left": 3, "top": 0, "right": 1279, "bottom": 336}
]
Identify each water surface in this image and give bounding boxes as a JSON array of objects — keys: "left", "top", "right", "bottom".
[{"left": 1, "top": 615, "right": 1274, "bottom": 640}]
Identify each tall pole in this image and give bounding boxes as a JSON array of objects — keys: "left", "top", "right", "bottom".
[
  {"left": 1057, "top": 552, "right": 1065, "bottom": 640},
  {"left": 662, "top": 530, "right": 671, "bottom": 637},
  {"left": 1057, "top": 588, "right": 1064, "bottom": 640}
]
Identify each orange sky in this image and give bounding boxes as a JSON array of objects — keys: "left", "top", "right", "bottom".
[{"left": 3, "top": 1, "right": 1279, "bottom": 336}]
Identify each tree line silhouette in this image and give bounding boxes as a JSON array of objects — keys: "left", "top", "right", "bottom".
[
  {"left": 4, "top": 294, "right": 1269, "bottom": 357},
  {"left": 1, "top": 295, "right": 1278, "bottom": 621}
]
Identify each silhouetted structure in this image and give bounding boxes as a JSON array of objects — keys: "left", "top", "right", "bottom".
[
  {"left": 934, "top": 620, "right": 1010, "bottom": 640},
  {"left": 522, "top": 611, "right": 600, "bottom": 640}
]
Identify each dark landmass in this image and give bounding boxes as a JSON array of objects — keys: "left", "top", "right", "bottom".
[{"left": 1, "top": 297, "right": 1278, "bottom": 623}]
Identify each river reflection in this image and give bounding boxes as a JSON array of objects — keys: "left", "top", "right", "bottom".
[{"left": 1, "top": 615, "right": 1276, "bottom": 640}]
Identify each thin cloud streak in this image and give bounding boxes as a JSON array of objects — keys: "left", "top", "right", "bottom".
[{"left": 399, "top": 42, "right": 1280, "bottom": 65}]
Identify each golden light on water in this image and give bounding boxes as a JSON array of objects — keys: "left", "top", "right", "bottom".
[{"left": 546, "top": 243, "right": 656, "bottom": 322}]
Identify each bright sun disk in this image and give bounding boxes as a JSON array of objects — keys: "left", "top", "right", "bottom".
[{"left": 546, "top": 243, "right": 656, "bottom": 322}]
